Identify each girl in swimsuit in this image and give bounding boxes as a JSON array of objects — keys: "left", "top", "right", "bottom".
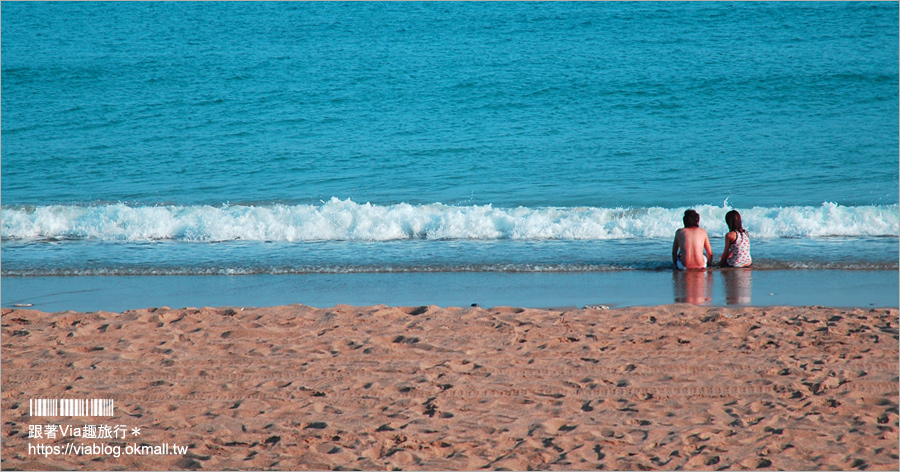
[{"left": 719, "top": 210, "right": 752, "bottom": 267}]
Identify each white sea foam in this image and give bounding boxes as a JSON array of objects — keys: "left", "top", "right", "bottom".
[{"left": 2, "top": 199, "right": 897, "bottom": 242}]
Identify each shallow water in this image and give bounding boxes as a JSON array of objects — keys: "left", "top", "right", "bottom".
[{"left": 3, "top": 270, "right": 897, "bottom": 313}]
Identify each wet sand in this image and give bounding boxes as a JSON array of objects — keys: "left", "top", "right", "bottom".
[{"left": 2, "top": 303, "right": 898, "bottom": 470}]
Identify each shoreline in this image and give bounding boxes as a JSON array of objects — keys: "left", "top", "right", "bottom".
[
  {"left": 2, "top": 303, "right": 897, "bottom": 470},
  {"left": 3, "top": 269, "right": 897, "bottom": 313}
]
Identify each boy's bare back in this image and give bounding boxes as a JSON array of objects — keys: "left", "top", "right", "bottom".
[{"left": 673, "top": 227, "right": 712, "bottom": 269}]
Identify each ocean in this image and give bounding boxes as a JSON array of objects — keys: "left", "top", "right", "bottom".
[{"left": 2, "top": 2, "right": 898, "bottom": 310}]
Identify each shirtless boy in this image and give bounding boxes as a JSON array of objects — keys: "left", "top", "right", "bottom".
[{"left": 672, "top": 209, "right": 713, "bottom": 270}]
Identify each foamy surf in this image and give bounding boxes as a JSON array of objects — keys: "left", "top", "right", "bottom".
[{"left": 2, "top": 199, "right": 897, "bottom": 242}]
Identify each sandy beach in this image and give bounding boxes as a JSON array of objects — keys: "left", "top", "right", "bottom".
[{"left": 1, "top": 303, "right": 897, "bottom": 470}]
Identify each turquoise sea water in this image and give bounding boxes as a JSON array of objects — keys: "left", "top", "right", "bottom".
[{"left": 2, "top": 2, "right": 898, "bottom": 308}]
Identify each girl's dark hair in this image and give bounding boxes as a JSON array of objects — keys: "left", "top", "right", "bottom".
[
  {"left": 683, "top": 209, "right": 700, "bottom": 228},
  {"left": 725, "top": 210, "right": 744, "bottom": 232}
]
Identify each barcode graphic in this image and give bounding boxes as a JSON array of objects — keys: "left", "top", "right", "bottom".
[{"left": 29, "top": 399, "right": 114, "bottom": 417}]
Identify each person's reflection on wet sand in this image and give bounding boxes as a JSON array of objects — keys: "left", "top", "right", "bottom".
[
  {"left": 722, "top": 268, "right": 752, "bottom": 305},
  {"left": 673, "top": 269, "right": 712, "bottom": 304}
]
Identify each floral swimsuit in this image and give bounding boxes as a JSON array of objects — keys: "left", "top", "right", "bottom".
[{"left": 726, "top": 231, "right": 752, "bottom": 267}]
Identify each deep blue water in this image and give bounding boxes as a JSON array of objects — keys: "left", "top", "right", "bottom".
[{"left": 2, "top": 2, "right": 898, "bottom": 282}]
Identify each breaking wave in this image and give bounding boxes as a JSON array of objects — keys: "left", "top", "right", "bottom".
[{"left": 2, "top": 199, "right": 898, "bottom": 242}]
